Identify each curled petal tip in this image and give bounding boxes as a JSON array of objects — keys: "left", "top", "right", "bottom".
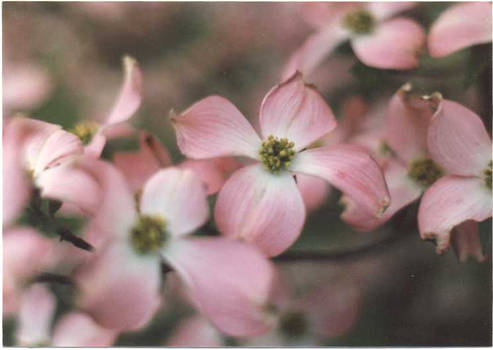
[
  {"left": 423, "top": 231, "right": 450, "bottom": 255},
  {"left": 122, "top": 55, "right": 137, "bottom": 70},
  {"left": 421, "top": 92, "right": 443, "bottom": 112},
  {"left": 169, "top": 109, "right": 177, "bottom": 122},
  {"left": 399, "top": 82, "right": 413, "bottom": 94},
  {"left": 377, "top": 198, "right": 391, "bottom": 217}
]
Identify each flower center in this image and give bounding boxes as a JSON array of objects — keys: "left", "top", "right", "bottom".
[
  {"left": 408, "top": 158, "right": 443, "bottom": 188},
  {"left": 279, "top": 310, "right": 308, "bottom": 338},
  {"left": 342, "top": 9, "right": 375, "bottom": 35},
  {"left": 259, "top": 135, "right": 296, "bottom": 173},
  {"left": 70, "top": 121, "right": 99, "bottom": 145},
  {"left": 483, "top": 160, "right": 492, "bottom": 190},
  {"left": 130, "top": 214, "right": 168, "bottom": 254},
  {"left": 379, "top": 140, "right": 395, "bottom": 157}
]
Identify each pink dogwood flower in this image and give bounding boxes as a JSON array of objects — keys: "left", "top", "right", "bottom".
[
  {"left": 341, "top": 84, "right": 436, "bottom": 232},
  {"left": 15, "top": 284, "right": 117, "bottom": 346},
  {"left": 428, "top": 2, "right": 492, "bottom": 58},
  {"left": 418, "top": 98, "right": 492, "bottom": 258},
  {"left": 74, "top": 159, "right": 275, "bottom": 336},
  {"left": 113, "top": 131, "right": 240, "bottom": 195},
  {"left": 72, "top": 55, "right": 142, "bottom": 158},
  {"left": 172, "top": 72, "right": 390, "bottom": 256},
  {"left": 283, "top": 2, "right": 424, "bottom": 79},
  {"left": 2, "top": 116, "right": 84, "bottom": 226}
]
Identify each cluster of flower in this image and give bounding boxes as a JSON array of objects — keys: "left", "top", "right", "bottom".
[{"left": 3, "top": 2, "right": 492, "bottom": 347}]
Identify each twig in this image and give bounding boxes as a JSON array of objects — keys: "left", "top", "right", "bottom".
[
  {"left": 58, "top": 228, "right": 94, "bottom": 252},
  {"left": 273, "top": 229, "right": 414, "bottom": 263},
  {"left": 32, "top": 272, "right": 74, "bottom": 286}
]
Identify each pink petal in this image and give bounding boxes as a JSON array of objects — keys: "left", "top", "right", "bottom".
[
  {"left": 22, "top": 118, "right": 62, "bottom": 167},
  {"left": 83, "top": 132, "right": 107, "bottom": 159},
  {"left": 16, "top": 285, "right": 56, "bottom": 346},
  {"left": 351, "top": 18, "right": 424, "bottom": 70},
  {"left": 52, "top": 312, "right": 118, "bottom": 346},
  {"left": 140, "top": 167, "right": 209, "bottom": 236},
  {"left": 291, "top": 144, "right": 390, "bottom": 217},
  {"left": 180, "top": 158, "right": 234, "bottom": 195},
  {"left": 171, "top": 96, "right": 261, "bottom": 159},
  {"left": 452, "top": 221, "right": 486, "bottom": 263},
  {"left": 260, "top": 72, "right": 337, "bottom": 151},
  {"left": 32, "top": 128, "right": 83, "bottom": 176},
  {"left": 300, "top": 3, "right": 356, "bottom": 29},
  {"left": 427, "top": 100, "right": 491, "bottom": 177},
  {"left": 166, "top": 315, "right": 223, "bottom": 347},
  {"left": 104, "top": 55, "right": 142, "bottom": 126},
  {"left": 7, "top": 117, "right": 68, "bottom": 177},
  {"left": 75, "top": 242, "right": 161, "bottom": 331},
  {"left": 3, "top": 120, "right": 31, "bottom": 226},
  {"left": 37, "top": 161, "right": 101, "bottom": 216},
  {"left": 114, "top": 132, "right": 172, "bottom": 192},
  {"left": 295, "top": 173, "right": 331, "bottom": 212},
  {"left": 367, "top": 2, "right": 416, "bottom": 21},
  {"left": 104, "top": 122, "right": 135, "bottom": 140},
  {"left": 164, "top": 237, "right": 275, "bottom": 337},
  {"left": 428, "top": 2, "right": 492, "bottom": 57},
  {"left": 385, "top": 85, "right": 435, "bottom": 163},
  {"left": 418, "top": 176, "right": 492, "bottom": 254},
  {"left": 341, "top": 159, "right": 422, "bottom": 231},
  {"left": 214, "top": 164, "right": 306, "bottom": 257},
  {"left": 3, "top": 227, "right": 56, "bottom": 282},
  {"left": 281, "top": 26, "right": 348, "bottom": 80},
  {"left": 75, "top": 158, "right": 136, "bottom": 247}
]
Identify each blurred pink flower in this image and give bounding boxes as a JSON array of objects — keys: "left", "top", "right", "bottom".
[
  {"left": 172, "top": 72, "right": 390, "bottom": 256},
  {"left": 283, "top": 2, "right": 424, "bottom": 79},
  {"left": 3, "top": 227, "right": 56, "bottom": 316},
  {"left": 113, "top": 131, "right": 240, "bottom": 195},
  {"left": 77, "top": 55, "right": 142, "bottom": 158},
  {"left": 166, "top": 315, "right": 224, "bottom": 347},
  {"left": 3, "top": 61, "right": 53, "bottom": 115},
  {"left": 166, "top": 271, "right": 361, "bottom": 346},
  {"left": 245, "top": 278, "right": 361, "bottom": 346},
  {"left": 15, "top": 284, "right": 56, "bottom": 346},
  {"left": 2, "top": 116, "right": 84, "bottom": 226},
  {"left": 51, "top": 312, "right": 118, "bottom": 346},
  {"left": 74, "top": 159, "right": 275, "bottom": 336},
  {"left": 428, "top": 2, "right": 492, "bottom": 58},
  {"left": 418, "top": 98, "right": 492, "bottom": 257},
  {"left": 15, "top": 284, "right": 117, "bottom": 346}
]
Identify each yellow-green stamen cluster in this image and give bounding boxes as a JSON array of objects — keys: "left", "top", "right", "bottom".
[
  {"left": 483, "top": 160, "right": 492, "bottom": 190},
  {"left": 279, "top": 311, "right": 308, "bottom": 338},
  {"left": 379, "top": 140, "right": 395, "bottom": 157},
  {"left": 342, "top": 9, "right": 375, "bottom": 35},
  {"left": 259, "top": 135, "right": 295, "bottom": 173},
  {"left": 130, "top": 214, "right": 168, "bottom": 254},
  {"left": 408, "top": 158, "right": 443, "bottom": 188},
  {"left": 70, "top": 121, "right": 99, "bottom": 145}
]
